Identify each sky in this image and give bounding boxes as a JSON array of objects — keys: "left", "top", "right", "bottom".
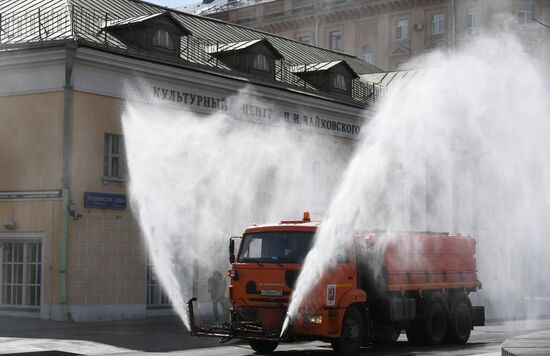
[{"left": 148, "top": 0, "right": 197, "bottom": 8}]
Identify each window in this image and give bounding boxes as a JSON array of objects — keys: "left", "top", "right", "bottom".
[
  {"left": 431, "top": 13, "right": 445, "bottom": 35},
  {"left": 298, "top": 35, "right": 311, "bottom": 44},
  {"left": 363, "top": 45, "right": 374, "bottom": 64},
  {"left": 1, "top": 241, "right": 41, "bottom": 308},
  {"left": 466, "top": 7, "right": 477, "bottom": 33},
  {"left": 146, "top": 256, "right": 170, "bottom": 307},
  {"left": 152, "top": 29, "right": 174, "bottom": 49},
  {"left": 395, "top": 19, "right": 409, "bottom": 40},
  {"left": 517, "top": 4, "right": 534, "bottom": 25},
  {"left": 332, "top": 73, "right": 348, "bottom": 91},
  {"left": 252, "top": 53, "right": 270, "bottom": 72},
  {"left": 238, "top": 231, "right": 314, "bottom": 264},
  {"left": 104, "top": 134, "right": 125, "bottom": 180},
  {"left": 329, "top": 31, "right": 342, "bottom": 50}
]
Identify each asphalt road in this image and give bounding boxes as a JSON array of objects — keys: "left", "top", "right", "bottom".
[{"left": 161, "top": 319, "right": 550, "bottom": 356}]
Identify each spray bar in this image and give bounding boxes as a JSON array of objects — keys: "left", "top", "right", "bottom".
[{"left": 187, "top": 298, "right": 281, "bottom": 342}]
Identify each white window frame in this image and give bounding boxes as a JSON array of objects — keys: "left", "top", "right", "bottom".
[
  {"left": 466, "top": 7, "right": 477, "bottom": 33},
  {"left": 332, "top": 73, "right": 348, "bottom": 91},
  {"left": 252, "top": 53, "right": 271, "bottom": 72},
  {"left": 0, "top": 236, "right": 42, "bottom": 310},
  {"left": 363, "top": 45, "right": 374, "bottom": 64},
  {"left": 329, "top": 30, "right": 342, "bottom": 51},
  {"left": 395, "top": 19, "right": 409, "bottom": 41},
  {"left": 517, "top": 4, "right": 534, "bottom": 25},
  {"left": 431, "top": 13, "right": 445, "bottom": 35},
  {"left": 146, "top": 256, "right": 171, "bottom": 308},
  {"left": 152, "top": 29, "right": 174, "bottom": 50},
  {"left": 104, "top": 133, "right": 126, "bottom": 182}
]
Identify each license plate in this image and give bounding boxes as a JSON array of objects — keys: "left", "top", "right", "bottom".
[{"left": 261, "top": 289, "right": 283, "bottom": 296}]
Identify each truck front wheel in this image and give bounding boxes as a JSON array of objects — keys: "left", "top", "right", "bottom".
[
  {"left": 447, "top": 301, "right": 472, "bottom": 344},
  {"left": 331, "top": 306, "right": 363, "bottom": 355},
  {"left": 248, "top": 340, "right": 278, "bottom": 354}
]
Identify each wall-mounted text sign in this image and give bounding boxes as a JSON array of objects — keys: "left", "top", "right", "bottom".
[{"left": 84, "top": 192, "right": 127, "bottom": 210}]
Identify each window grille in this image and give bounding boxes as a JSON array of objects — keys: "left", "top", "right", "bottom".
[
  {"left": 0, "top": 241, "right": 41, "bottom": 308},
  {"left": 332, "top": 74, "right": 348, "bottom": 91},
  {"left": 104, "top": 134, "right": 125, "bottom": 180},
  {"left": 252, "top": 53, "right": 270, "bottom": 72},
  {"left": 329, "top": 31, "right": 342, "bottom": 50},
  {"left": 152, "top": 29, "right": 174, "bottom": 49},
  {"left": 517, "top": 4, "right": 534, "bottom": 25},
  {"left": 466, "top": 7, "right": 477, "bottom": 33},
  {"left": 146, "top": 257, "right": 170, "bottom": 307},
  {"left": 396, "top": 19, "right": 409, "bottom": 40},
  {"left": 363, "top": 45, "right": 374, "bottom": 64},
  {"left": 431, "top": 13, "right": 445, "bottom": 35}
]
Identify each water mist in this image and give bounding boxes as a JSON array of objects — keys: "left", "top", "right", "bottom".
[
  {"left": 122, "top": 89, "right": 351, "bottom": 329},
  {"left": 284, "top": 33, "right": 550, "bottom": 332}
]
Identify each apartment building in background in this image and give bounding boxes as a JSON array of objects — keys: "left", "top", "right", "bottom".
[{"left": 180, "top": 0, "right": 550, "bottom": 71}]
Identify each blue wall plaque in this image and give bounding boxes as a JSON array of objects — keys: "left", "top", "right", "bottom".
[{"left": 84, "top": 192, "right": 127, "bottom": 210}]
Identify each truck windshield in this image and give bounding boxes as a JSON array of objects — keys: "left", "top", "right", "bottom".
[{"left": 238, "top": 231, "right": 314, "bottom": 264}]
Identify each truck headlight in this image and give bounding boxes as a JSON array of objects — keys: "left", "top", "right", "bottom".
[{"left": 304, "top": 314, "right": 323, "bottom": 324}]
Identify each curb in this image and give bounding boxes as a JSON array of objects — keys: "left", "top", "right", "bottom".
[{"left": 501, "top": 330, "right": 550, "bottom": 356}]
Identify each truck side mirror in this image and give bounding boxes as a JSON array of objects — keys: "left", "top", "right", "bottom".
[
  {"left": 229, "top": 236, "right": 241, "bottom": 264},
  {"left": 229, "top": 239, "right": 235, "bottom": 264}
]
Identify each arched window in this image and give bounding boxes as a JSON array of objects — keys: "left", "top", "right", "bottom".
[
  {"left": 252, "top": 53, "right": 270, "bottom": 72},
  {"left": 332, "top": 73, "right": 347, "bottom": 90},
  {"left": 152, "top": 29, "right": 174, "bottom": 49}
]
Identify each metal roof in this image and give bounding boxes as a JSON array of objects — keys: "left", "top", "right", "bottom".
[
  {"left": 0, "top": 0, "right": 383, "bottom": 106},
  {"left": 360, "top": 69, "right": 427, "bottom": 88},
  {"left": 205, "top": 39, "right": 264, "bottom": 53},
  {"left": 104, "top": 13, "right": 166, "bottom": 28},
  {"left": 205, "top": 38, "right": 283, "bottom": 59},
  {"left": 103, "top": 11, "right": 192, "bottom": 36},
  {"left": 0, "top": 0, "right": 380, "bottom": 74}
]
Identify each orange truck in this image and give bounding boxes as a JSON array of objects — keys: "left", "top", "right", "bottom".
[{"left": 188, "top": 212, "right": 485, "bottom": 355}]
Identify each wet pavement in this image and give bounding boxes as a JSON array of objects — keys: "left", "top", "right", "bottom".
[
  {"left": 0, "top": 315, "right": 220, "bottom": 354},
  {"left": 0, "top": 316, "right": 549, "bottom": 355}
]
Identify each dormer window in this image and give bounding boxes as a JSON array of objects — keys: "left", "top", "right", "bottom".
[
  {"left": 253, "top": 53, "right": 270, "bottom": 72},
  {"left": 332, "top": 73, "right": 348, "bottom": 90},
  {"left": 290, "top": 60, "right": 358, "bottom": 96},
  {"left": 152, "top": 29, "right": 174, "bottom": 49},
  {"left": 102, "top": 12, "right": 191, "bottom": 58},
  {"left": 206, "top": 38, "right": 283, "bottom": 80}
]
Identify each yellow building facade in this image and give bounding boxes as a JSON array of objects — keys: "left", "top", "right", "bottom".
[{"left": 0, "top": 0, "right": 380, "bottom": 321}]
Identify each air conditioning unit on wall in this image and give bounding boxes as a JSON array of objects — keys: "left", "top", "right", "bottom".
[{"left": 414, "top": 22, "right": 424, "bottom": 31}]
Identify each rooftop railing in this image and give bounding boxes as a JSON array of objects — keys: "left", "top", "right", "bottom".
[{"left": 0, "top": 4, "right": 380, "bottom": 106}]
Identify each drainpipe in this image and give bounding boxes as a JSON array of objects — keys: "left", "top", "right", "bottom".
[
  {"left": 451, "top": 0, "right": 457, "bottom": 48},
  {"left": 60, "top": 40, "right": 77, "bottom": 321},
  {"left": 314, "top": 15, "right": 319, "bottom": 46}
]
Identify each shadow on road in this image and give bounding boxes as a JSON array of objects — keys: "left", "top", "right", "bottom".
[
  {"left": 236, "top": 341, "right": 495, "bottom": 356},
  {"left": 0, "top": 315, "right": 220, "bottom": 352}
]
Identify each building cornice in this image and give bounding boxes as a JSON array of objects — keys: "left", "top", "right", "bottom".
[
  {"left": 74, "top": 46, "right": 367, "bottom": 118},
  {"left": 234, "top": 0, "right": 449, "bottom": 32}
]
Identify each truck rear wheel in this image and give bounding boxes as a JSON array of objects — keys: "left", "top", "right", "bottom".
[
  {"left": 248, "top": 340, "right": 278, "bottom": 354},
  {"left": 447, "top": 301, "right": 472, "bottom": 344},
  {"left": 424, "top": 300, "right": 447, "bottom": 345},
  {"left": 331, "top": 306, "right": 363, "bottom": 355}
]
